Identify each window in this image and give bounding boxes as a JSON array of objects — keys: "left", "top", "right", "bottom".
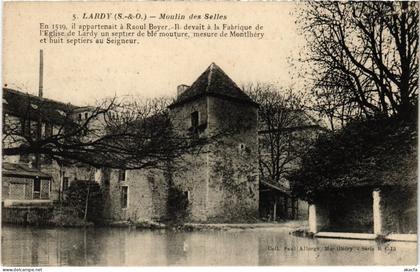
[
  {"left": 118, "top": 169, "right": 126, "bottom": 181},
  {"left": 45, "top": 123, "right": 53, "bottom": 138},
  {"left": 190, "top": 111, "right": 200, "bottom": 138},
  {"left": 184, "top": 191, "right": 190, "bottom": 202},
  {"left": 121, "top": 186, "right": 128, "bottom": 209},
  {"left": 21, "top": 119, "right": 31, "bottom": 137},
  {"left": 33, "top": 177, "right": 41, "bottom": 199},
  {"left": 63, "top": 177, "right": 69, "bottom": 191},
  {"left": 85, "top": 112, "right": 89, "bottom": 119},
  {"left": 238, "top": 143, "right": 246, "bottom": 154},
  {"left": 191, "top": 111, "right": 199, "bottom": 128},
  {"left": 78, "top": 113, "right": 82, "bottom": 121}
]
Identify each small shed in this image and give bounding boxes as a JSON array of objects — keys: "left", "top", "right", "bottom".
[{"left": 259, "top": 181, "right": 307, "bottom": 221}]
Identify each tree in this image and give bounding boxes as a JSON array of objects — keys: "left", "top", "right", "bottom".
[
  {"left": 66, "top": 180, "right": 104, "bottom": 224},
  {"left": 299, "top": 2, "right": 418, "bottom": 125},
  {"left": 3, "top": 93, "right": 206, "bottom": 170},
  {"left": 245, "top": 83, "right": 321, "bottom": 187},
  {"left": 290, "top": 115, "right": 417, "bottom": 202}
]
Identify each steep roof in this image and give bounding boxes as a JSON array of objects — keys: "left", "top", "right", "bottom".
[
  {"left": 3, "top": 162, "right": 52, "bottom": 179},
  {"left": 168, "top": 63, "right": 258, "bottom": 108},
  {"left": 3, "top": 88, "right": 79, "bottom": 125}
]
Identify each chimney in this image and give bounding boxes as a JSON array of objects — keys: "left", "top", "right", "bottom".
[
  {"left": 39, "top": 49, "right": 43, "bottom": 98},
  {"left": 35, "top": 49, "right": 44, "bottom": 169},
  {"left": 177, "top": 84, "right": 189, "bottom": 97}
]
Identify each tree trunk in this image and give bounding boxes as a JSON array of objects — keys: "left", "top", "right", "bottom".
[{"left": 83, "top": 184, "right": 91, "bottom": 222}]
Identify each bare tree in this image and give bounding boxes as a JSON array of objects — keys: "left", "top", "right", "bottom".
[
  {"left": 3, "top": 93, "right": 206, "bottom": 170},
  {"left": 245, "top": 83, "right": 320, "bottom": 187},
  {"left": 299, "top": 2, "right": 418, "bottom": 124}
]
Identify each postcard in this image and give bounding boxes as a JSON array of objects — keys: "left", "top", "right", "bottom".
[{"left": 2, "top": 1, "right": 417, "bottom": 268}]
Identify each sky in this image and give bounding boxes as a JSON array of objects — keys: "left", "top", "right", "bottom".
[{"left": 3, "top": 2, "right": 306, "bottom": 106}]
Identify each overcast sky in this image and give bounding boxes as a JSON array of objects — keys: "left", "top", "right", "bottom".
[{"left": 3, "top": 2, "right": 306, "bottom": 106}]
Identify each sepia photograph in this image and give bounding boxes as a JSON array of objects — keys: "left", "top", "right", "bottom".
[{"left": 1, "top": 1, "right": 418, "bottom": 268}]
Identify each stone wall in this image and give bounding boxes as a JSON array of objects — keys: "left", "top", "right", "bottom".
[
  {"left": 381, "top": 186, "right": 417, "bottom": 234},
  {"left": 206, "top": 96, "right": 259, "bottom": 222},
  {"left": 104, "top": 168, "right": 168, "bottom": 222},
  {"left": 169, "top": 96, "right": 210, "bottom": 221},
  {"left": 170, "top": 152, "right": 209, "bottom": 222},
  {"left": 316, "top": 203, "right": 330, "bottom": 231},
  {"left": 313, "top": 189, "right": 373, "bottom": 233},
  {"left": 2, "top": 176, "right": 50, "bottom": 200},
  {"left": 39, "top": 163, "right": 97, "bottom": 201},
  {"left": 296, "top": 199, "right": 309, "bottom": 220},
  {"left": 169, "top": 95, "right": 259, "bottom": 222},
  {"left": 2, "top": 206, "right": 53, "bottom": 224}
]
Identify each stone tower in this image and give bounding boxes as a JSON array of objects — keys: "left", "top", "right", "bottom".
[{"left": 168, "top": 63, "right": 259, "bottom": 222}]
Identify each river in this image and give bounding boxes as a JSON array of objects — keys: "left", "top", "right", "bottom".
[{"left": 1, "top": 225, "right": 416, "bottom": 266}]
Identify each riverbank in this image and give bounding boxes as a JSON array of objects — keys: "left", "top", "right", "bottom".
[
  {"left": 105, "top": 219, "right": 307, "bottom": 232},
  {"left": 2, "top": 203, "right": 307, "bottom": 230}
]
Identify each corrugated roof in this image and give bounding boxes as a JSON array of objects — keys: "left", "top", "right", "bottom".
[
  {"left": 3, "top": 88, "right": 79, "bottom": 125},
  {"left": 169, "top": 63, "right": 258, "bottom": 108},
  {"left": 3, "top": 162, "right": 52, "bottom": 179}
]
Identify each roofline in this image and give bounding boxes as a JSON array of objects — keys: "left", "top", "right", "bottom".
[
  {"left": 258, "top": 125, "right": 328, "bottom": 134},
  {"left": 3, "top": 87, "right": 80, "bottom": 109},
  {"left": 3, "top": 173, "right": 52, "bottom": 180},
  {"left": 260, "top": 181, "right": 291, "bottom": 195},
  {"left": 314, "top": 182, "right": 417, "bottom": 195},
  {"left": 168, "top": 92, "right": 259, "bottom": 109}
]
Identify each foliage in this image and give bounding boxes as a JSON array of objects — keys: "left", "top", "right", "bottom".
[
  {"left": 290, "top": 115, "right": 417, "bottom": 202},
  {"left": 50, "top": 205, "right": 93, "bottom": 227},
  {"left": 298, "top": 2, "right": 418, "bottom": 128},
  {"left": 64, "top": 180, "right": 104, "bottom": 224},
  {"left": 167, "top": 185, "right": 190, "bottom": 223}
]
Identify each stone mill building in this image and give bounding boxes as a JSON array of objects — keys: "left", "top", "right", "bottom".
[
  {"left": 104, "top": 62, "right": 260, "bottom": 222},
  {"left": 2, "top": 63, "right": 260, "bottom": 223}
]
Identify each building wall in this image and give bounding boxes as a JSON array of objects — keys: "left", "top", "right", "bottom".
[
  {"left": 169, "top": 96, "right": 210, "bottom": 221},
  {"left": 296, "top": 199, "right": 309, "bottom": 220},
  {"left": 104, "top": 168, "right": 168, "bottom": 222},
  {"left": 315, "top": 189, "right": 373, "bottom": 233},
  {"left": 38, "top": 162, "right": 97, "bottom": 202},
  {"left": 206, "top": 96, "right": 259, "bottom": 221},
  {"left": 169, "top": 96, "right": 259, "bottom": 222},
  {"left": 169, "top": 152, "right": 209, "bottom": 222},
  {"left": 381, "top": 186, "right": 417, "bottom": 234},
  {"left": 2, "top": 176, "right": 50, "bottom": 200},
  {"left": 2, "top": 114, "right": 24, "bottom": 163}
]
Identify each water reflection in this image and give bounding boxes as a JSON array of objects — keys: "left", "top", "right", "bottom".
[{"left": 1, "top": 225, "right": 416, "bottom": 266}]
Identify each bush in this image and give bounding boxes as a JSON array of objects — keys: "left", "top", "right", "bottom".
[
  {"left": 50, "top": 205, "right": 93, "bottom": 227},
  {"left": 167, "top": 186, "right": 190, "bottom": 223},
  {"left": 289, "top": 116, "right": 417, "bottom": 202},
  {"left": 63, "top": 180, "right": 104, "bottom": 225}
]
